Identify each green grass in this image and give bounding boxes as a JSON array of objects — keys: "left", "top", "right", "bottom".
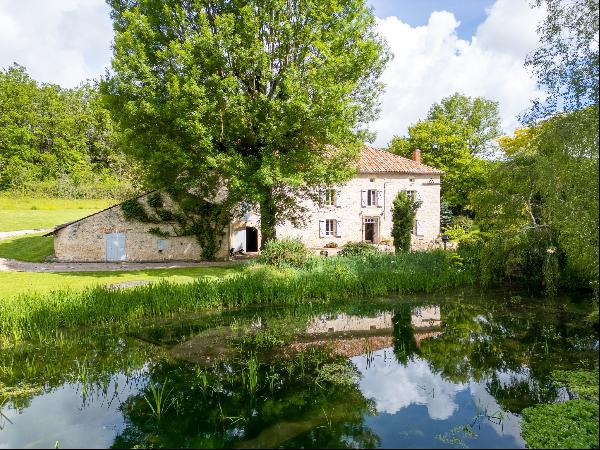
[
  {"left": 0, "top": 234, "right": 54, "bottom": 262},
  {"left": 0, "top": 197, "right": 113, "bottom": 232},
  {"left": 0, "top": 251, "right": 475, "bottom": 341},
  {"left": 0, "top": 266, "right": 241, "bottom": 299}
]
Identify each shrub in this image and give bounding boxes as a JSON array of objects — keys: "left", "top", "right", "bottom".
[
  {"left": 258, "top": 238, "right": 309, "bottom": 268},
  {"left": 324, "top": 242, "right": 338, "bottom": 248},
  {"left": 338, "top": 241, "right": 378, "bottom": 257},
  {"left": 443, "top": 224, "right": 467, "bottom": 242},
  {"left": 391, "top": 191, "right": 419, "bottom": 252},
  {"left": 453, "top": 215, "right": 473, "bottom": 232}
]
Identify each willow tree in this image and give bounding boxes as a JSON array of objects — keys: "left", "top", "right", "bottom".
[{"left": 102, "top": 0, "right": 389, "bottom": 247}]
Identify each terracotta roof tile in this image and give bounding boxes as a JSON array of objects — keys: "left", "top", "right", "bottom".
[{"left": 358, "top": 145, "right": 443, "bottom": 175}]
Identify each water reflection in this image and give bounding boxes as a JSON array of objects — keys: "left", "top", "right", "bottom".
[{"left": 0, "top": 293, "right": 597, "bottom": 449}]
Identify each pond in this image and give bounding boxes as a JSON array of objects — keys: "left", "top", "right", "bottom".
[{"left": 0, "top": 289, "right": 597, "bottom": 448}]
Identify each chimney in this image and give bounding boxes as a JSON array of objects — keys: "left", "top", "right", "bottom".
[{"left": 412, "top": 148, "right": 421, "bottom": 164}]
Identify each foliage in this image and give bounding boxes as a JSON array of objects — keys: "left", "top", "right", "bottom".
[
  {"left": 102, "top": 0, "right": 390, "bottom": 247},
  {"left": 440, "top": 200, "right": 454, "bottom": 228},
  {"left": 391, "top": 191, "right": 419, "bottom": 252},
  {"left": 0, "top": 64, "right": 139, "bottom": 198},
  {"left": 443, "top": 224, "right": 467, "bottom": 242},
  {"left": 121, "top": 198, "right": 155, "bottom": 223},
  {"left": 521, "top": 400, "right": 599, "bottom": 449},
  {"left": 387, "top": 93, "right": 500, "bottom": 213},
  {"left": 551, "top": 370, "right": 599, "bottom": 401},
  {"left": 148, "top": 227, "right": 170, "bottom": 239},
  {"left": 472, "top": 108, "right": 599, "bottom": 293},
  {"left": 525, "top": 0, "right": 599, "bottom": 120},
  {"left": 0, "top": 234, "right": 53, "bottom": 262},
  {"left": 338, "top": 241, "right": 378, "bottom": 257},
  {"left": 0, "top": 251, "right": 475, "bottom": 341},
  {"left": 258, "top": 238, "right": 309, "bottom": 268}
]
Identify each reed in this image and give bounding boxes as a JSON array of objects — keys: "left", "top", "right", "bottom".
[{"left": 0, "top": 251, "right": 475, "bottom": 342}]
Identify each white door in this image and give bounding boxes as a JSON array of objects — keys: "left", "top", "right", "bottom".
[{"left": 105, "top": 233, "right": 126, "bottom": 261}]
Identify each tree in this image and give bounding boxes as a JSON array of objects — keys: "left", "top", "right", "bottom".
[
  {"left": 0, "top": 64, "right": 136, "bottom": 198},
  {"left": 525, "top": 0, "right": 599, "bottom": 121},
  {"left": 102, "top": 0, "right": 390, "bottom": 248},
  {"left": 391, "top": 191, "right": 419, "bottom": 252},
  {"left": 387, "top": 93, "right": 500, "bottom": 214}
]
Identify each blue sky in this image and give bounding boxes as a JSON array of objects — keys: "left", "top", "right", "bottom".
[
  {"left": 0, "top": 0, "right": 544, "bottom": 146},
  {"left": 367, "top": 0, "right": 496, "bottom": 40}
]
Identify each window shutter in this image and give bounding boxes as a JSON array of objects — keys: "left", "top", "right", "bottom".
[
  {"left": 416, "top": 191, "right": 423, "bottom": 204},
  {"left": 376, "top": 190, "right": 383, "bottom": 207},
  {"left": 319, "top": 220, "right": 325, "bottom": 238},
  {"left": 319, "top": 190, "right": 324, "bottom": 207},
  {"left": 336, "top": 220, "right": 342, "bottom": 237},
  {"left": 361, "top": 190, "right": 366, "bottom": 207},
  {"left": 336, "top": 190, "right": 342, "bottom": 208},
  {"left": 416, "top": 220, "right": 423, "bottom": 236}
]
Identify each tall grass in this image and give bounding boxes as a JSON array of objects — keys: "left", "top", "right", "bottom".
[{"left": 0, "top": 251, "right": 474, "bottom": 342}]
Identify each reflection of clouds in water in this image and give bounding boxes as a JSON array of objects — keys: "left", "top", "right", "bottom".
[
  {"left": 352, "top": 348, "right": 466, "bottom": 419},
  {"left": 0, "top": 372, "right": 144, "bottom": 449},
  {"left": 468, "top": 372, "right": 526, "bottom": 447}
]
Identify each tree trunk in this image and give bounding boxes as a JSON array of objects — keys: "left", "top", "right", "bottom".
[{"left": 259, "top": 187, "right": 277, "bottom": 249}]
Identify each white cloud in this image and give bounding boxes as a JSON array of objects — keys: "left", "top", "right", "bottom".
[
  {"left": 0, "top": 0, "right": 113, "bottom": 87},
  {"left": 0, "top": 0, "right": 545, "bottom": 145},
  {"left": 371, "top": 0, "right": 546, "bottom": 147},
  {"left": 352, "top": 349, "right": 467, "bottom": 419}
]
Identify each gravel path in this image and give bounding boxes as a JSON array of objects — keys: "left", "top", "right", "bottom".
[
  {"left": 0, "top": 257, "right": 244, "bottom": 273},
  {"left": 0, "top": 229, "right": 52, "bottom": 240}
]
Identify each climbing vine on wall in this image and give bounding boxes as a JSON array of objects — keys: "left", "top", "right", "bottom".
[{"left": 120, "top": 191, "right": 231, "bottom": 260}]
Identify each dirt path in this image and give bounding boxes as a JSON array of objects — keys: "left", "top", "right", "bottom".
[
  {"left": 0, "top": 257, "right": 244, "bottom": 273},
  {"left": 0, "top": 229, "right": 52, "bottom": 240}
]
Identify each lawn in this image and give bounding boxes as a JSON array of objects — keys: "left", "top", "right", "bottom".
[
  {"left": 0, "top": 234, "right": 54, "bottom": 262},
  {"left": 0, "top": 266, "right": 242, "bottom": 299},
  {"left": 0, "top": 197, "right": 113, "bottom": 232}
]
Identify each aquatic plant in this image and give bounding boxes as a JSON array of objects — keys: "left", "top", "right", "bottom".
[
  {"left": 0, "top": 251, "right": 475, "bottom": 341},
  {"left": 144, "top": 379, "right": 174, "bottom": 421}
]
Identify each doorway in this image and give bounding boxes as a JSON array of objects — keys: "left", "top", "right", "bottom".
[
  {"left": 246, "top": 227, "right": 258, "bottom": 252},
  {"left": 105, "top": 233, "right": 126, "bottom": 261},
  {"left": 363, "top": 217, "right": 379, "bottom": 243}
]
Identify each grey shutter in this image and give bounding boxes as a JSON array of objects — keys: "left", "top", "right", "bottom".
[
  {"left": 376, "top": 190, "right": 383, "bottom": 207},
  {"left": 336, "top": 189, "right": 342, "bottom": 208},
  {"left": 319, "top": 220, "right": 325, "bottom": 238},
  {"left": 336, "top": 220, "right": 342, "bottom": 237},
  {"left": 361, "top": 190, "right": 366, "bottom": 207},
  {"left": 319, "top": 190, "right": 325, "bottom": 207}
]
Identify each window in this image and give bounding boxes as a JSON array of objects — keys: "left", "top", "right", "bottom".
[
  {"left": 324, "top": 189, "right": 336, "bottom": 206},
  {"left": 367, "top": 189, "right": 377, "bottom": 206},
  {"left": 157, "top": 239, "right": 167, "bottom": 252},
  {"left": 325, "top": 219, "right": 336, "bottom": 236},
  {"left": 409, "top": 177, "right": 415, "bottom": 182},
  {"left": 406, "top": 190, "right": 417, "bottom": 202}
]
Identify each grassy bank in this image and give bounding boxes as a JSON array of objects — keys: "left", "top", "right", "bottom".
[
  {"left": 0, "top": 197, "right": 113, "bottom": 232},
  {"left": 0, "top": 233, "right": 53, "bottom": 262},
  {"left": 0, "top": 266, "right": 242, "bottom": 299},
  {"left": 0, "top": 251, "right": 473, "bottom": 341}
]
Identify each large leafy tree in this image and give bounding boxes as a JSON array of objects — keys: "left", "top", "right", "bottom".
[
  {"left": 387, "top": 93, "right": 500, "bottom": 214},
  {"left": 102, "top": 0, "right": 389, "bottom": 246}
]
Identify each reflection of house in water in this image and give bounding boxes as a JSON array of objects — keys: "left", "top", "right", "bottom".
[
  {"left": 306, "top": 313, "right": 394, "bottom": 334},
  {"left": 289, "top": 307, "right": 443, "bottom": 359}
]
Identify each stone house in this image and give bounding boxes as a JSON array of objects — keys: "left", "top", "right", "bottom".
[
  {"left": 51, "top": 145, "right": 442, "bottom": 262},
  {"left": 231, "top": 145, "right": 443, "bottom": 252}
]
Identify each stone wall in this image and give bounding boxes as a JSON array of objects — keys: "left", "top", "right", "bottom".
[
  {"left": 274, "top": 173, "right": 441, "bottom": 250},
  {"left": 53, "top": 193, "right": 229, "bottom": 262}
]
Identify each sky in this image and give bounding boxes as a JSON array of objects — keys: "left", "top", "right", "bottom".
[{"left": 0, "top": 0, "right": 545, "bottom": 147}]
